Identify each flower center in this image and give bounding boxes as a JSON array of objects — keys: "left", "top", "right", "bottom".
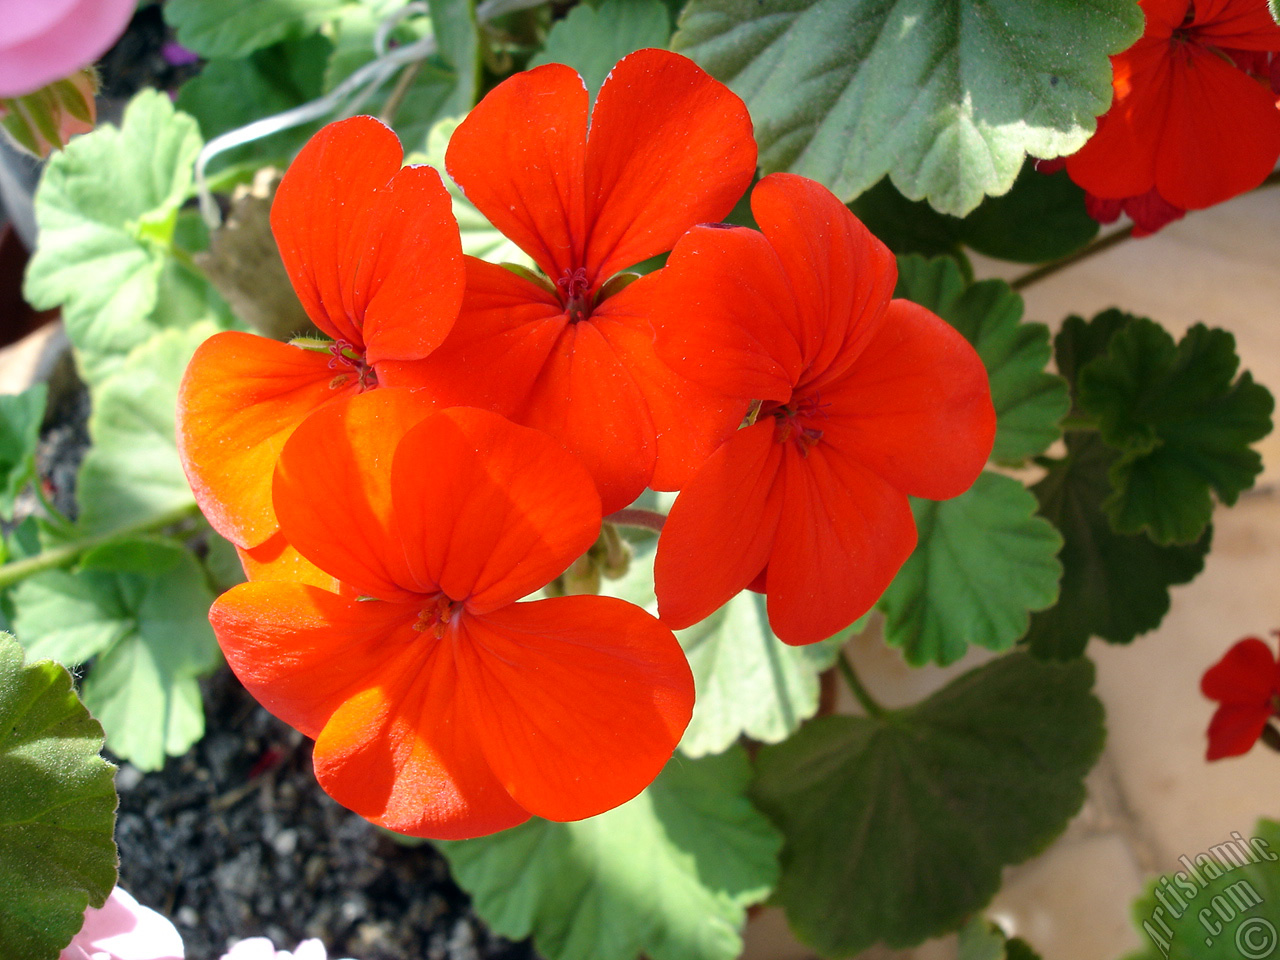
[
  {"left": 761, "top": 394, "right": 830, "bottom": 456},
  {"left": 328, "top": 339, "right": 377, "bottom": 392},
  {"left": 557, "top": 267, "right": 592, "bottom": 324},
  {"left": 412, "top": 594, "right": 460, "bottom": 639}
]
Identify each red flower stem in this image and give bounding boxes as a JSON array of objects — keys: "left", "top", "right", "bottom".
[
  {"left": 605, "top": 508, "right": 666, "bottom": 534},
  {"left": 838, "top": 651, "right": 886, "bottom": 719},
  {"left": 1010, "top": 225, "right": 1134, "bottom": 292}
]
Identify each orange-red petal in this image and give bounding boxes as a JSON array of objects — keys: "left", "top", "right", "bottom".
[
  {"left": 272, "top": 388, "right": 438, "bottom": 600},
  {"left": 655, "top": 421, "right": 786, "bottom": 630},
  {"left": 270, "top": 116, "right": 403, "bottom": 345},
  {"left": 445, "top": 64, "right": 589, "bottom": 281},
  {"left": 751, "top": 173, "right": 898, "bottom": 383},
  {"left": 236, "top": 530, "right": 338, "bottom": 592},
  {"left": 764, "top": 444, "right": 917, "bottom": 645},
  {"left": 209, "top": 580, "right": 421, "bottom": 740},
  {"left": 391, "top": 407, "right": 601, "bottom": 612},
  {"left": 820, "top": 299, "right": 995, "bottom": 501},
  {"left": 176, "top": 330, "right": 359, "bottom": 549},
  {"left": 583, "top": 48, "right": 757, "bottom": 282},
  {"left": 454, "top": 596, "right": 693, "bottom": 821}
]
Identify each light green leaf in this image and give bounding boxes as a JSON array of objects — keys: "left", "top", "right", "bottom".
[
  {"left": 752, "top": 651, "right": 1104, "bottom": 957},
  {"left": 1024, "top": 434, "right": 1210, "bottom": 660},
  {"left": 895, "top": 254, "right": 1069, "bottom": 462},
  {"left": 24, "top": 90, "right": 209, "bottom": 384},
  {"left": 0, "top": 633, "right": 117, "bottom": 960},
  {"left": 13, "top": 543, "right": 221, "bottom": 771},
  {"left": 673, "top": 0, "right": 1142, "bottom": 215},
  {"left": 418, "top": 117, "right": 535, "bottom": 266},
  {"left": 326, "top": 0, "right": 478, "bottom": 153},
  {"left": 1271, "top": 0, "right": 1279, "bottom": 25},
  {"left": 1077, "top": 318, "right": 1274, "bottom": 545},
  {"left": 176, "top": 35, "right": 332, "bottom": 173},
  {"left": 602, "top": 539, "right": 843, "bottom": 755},
  {"left": 75, "top": 322, "right": 213, "bottom": 537},
  {"left": 880, "top": 472, "right": 1063, "bottom": 666},
  {"left": 1123, "top": 819, "right": 1280, "bottom": 960},
  {"left": 437, "top": 748, "right": 781, "bottom": 960},
  {"left": 165, "top": 0, "right": 349, "bottom": 58},
  {"left": 0, "top": 384, "right": 46, "bottom": 520},
  {"left": 530, "top": 0, "right": 672, "bottom": 100}
]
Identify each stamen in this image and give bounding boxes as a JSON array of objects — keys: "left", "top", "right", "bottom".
[
  {"left": 762, "top": 393, "right": 830, "bottom": 456},
  {"left": 557, "top": 267, "right": 592, "bottom": 323},
  {"left": 327, "top": 339, "right": 377, "bottom": 392},
  {"left": 412, "top": 595, "right": 459, "bottom": 639}
]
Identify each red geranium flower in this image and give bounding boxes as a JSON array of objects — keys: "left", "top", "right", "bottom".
[
  {"left": 210, "top": 390, "right": 694, "bottom": 838},
  {"left": 386, "top": 49, "right": 757, "bottom": 512},
  {"left": 649, "top": 174, "right": 996, "bottom": 646},
  {"left": 1201, "top": 634, "right": 1280, "bottom": 761},
  {"left": 177, "top": 116, "right": 464, "bottom": 548},
  {"left": 1065, "top": 0, "right": 1280, "bottom": 235}
]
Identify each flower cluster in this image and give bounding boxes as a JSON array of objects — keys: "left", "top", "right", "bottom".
[
  {"left": 178, "top": 50, "right": 994, "bottom": 838},
  {"left": 1064, "top": 0, "right": 1280, "bottom": 235}
]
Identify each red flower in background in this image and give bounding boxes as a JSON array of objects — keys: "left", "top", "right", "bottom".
[
  {"left": 388, "top": 49, "right": 757, "bottom": 512},
  {"left": 177, "top": 116, "right": 464, "bottom": 549},
  {"left": 1065, "top": 0, "right": 1280, "bottom": 235},
  {"left": 210, "top": 391, "right": 693, "bottom": 839},
  {"left": 1201, "top": 634, "right": 1280, "bottom": 760},
  {"left": 649, "top": 174, "right": 995, "bottom": 645}
]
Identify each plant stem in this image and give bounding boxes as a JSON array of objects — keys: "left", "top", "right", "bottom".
[
  {"left": 604, "top": 508, "right": 666, "bottom": 534},
  {"left": 1010, "top": 225, "right": 1134, "bottom": 292},
  {"left": 1058, "top": 413, "right": 1099, "bottom": 433},
  {"left": 378, "top": 60, "right": 422, "bottom": 126},
  {"left": 0, "top": 501, "right": 201, "bottom": 590},
  {"left": 837, "top": 652, "right": 886, "bottom": 719}
]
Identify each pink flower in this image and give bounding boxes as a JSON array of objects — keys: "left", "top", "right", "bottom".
[
  {"left": 0, "top": 0, "right": 136, "bottom": 98},
  {"left": 220, "top": 938, "right": 355, "bottom": 960},
  {"left": 60, "top": 887, "right": 183, "bottom": 960}
]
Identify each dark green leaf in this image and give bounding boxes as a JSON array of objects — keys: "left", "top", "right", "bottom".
[
  {"left": 166, "top": 0, "right": 347, "bottom": 58},
  {"left": 849, "top": 178, "right": 961, "bottom": 259},
  {"left": 437, "top": 748, "right": 781, "bottom": 960},
  {"left": 1024, "top": 434, "right": 1210, "bottom": 659},
  {"left": 0, "top": 384, "right": 46, "bottom": 520},
  {"left": 895, "top": 254, "right": 1069, "bottom": 462},
  {"left": 958, "top": 918, "right": 1044, "bottom": 960},
  {"left": 1078, "top": 318, "right": 1273, "bottom": 544},
  {"left": 13, "top": 543, "right": 221, "bottom": 770},
  {"left": 530, "top": 0, "right": 672, "bottom": 100},
  {"left": 1124, "top": 819, "right": 1280, "bottom": 960},
  {"left": 176, "top": 35, "right": 332, "bottom": 173},
  {"left": 673, "top": 0, "right": 1142, "bottom": 215},
  {"left": 1053, "top": 309, "right": 1133, "bottom": 394},
  {"left": 0, "top": 632, "right": 117, "bottom": 960},
  {"left": 956, "top": 163, "right": 1097, "bottom": 263},
  {"left": 880, "top": 472, "right": 1063, "bottom": 666},
  {"left": 753, "top": 651, "right": 1104, "bottom": 957}
]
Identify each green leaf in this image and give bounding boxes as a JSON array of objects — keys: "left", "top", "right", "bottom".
[
  {"left": 752, "top": 651, "right": 1104, "bottom": 957},
  {"left": 165, "top": 0, "right": 348, "bottom": 58},
  {"left": 1271, "top": 0, "right": 1279, "bottom": 25},
  {"left": 958, "top": 918, "right": 1043, "bottom": 960},
  {"left": 530, "top": 0, "right": 672, "bottom": 100},
  {"left": 437, "top": 748, "right": 781, "bottom": 960},
  {"left": 0, "top": 632, "right": 117, "bottom": 960},
  {"left": 1053, "top": 309, "right": 1133, "bottom": 392},
  {"left": 75, "top": 322, "right": 213, "bottom": 537},
  {"left": 879, "top": 472, "right": 1063, "bottom": 666},
  {"left": 1023, "top": 434, "right": 1210, "bottom": 660},
  {"left": 326, "top": 0, "right": 478, "bottom": 153},
  {"left": 895, "top": 254, "right": 1069, "bottom": 462},
  {"left": 13, "top": 543, "right": 221, "bottom": 771},
  {"left": 672, "top": 0, "right": 1142, "bottom": 216},
  {"left": 1123, "top": 819, "right": 1280, "bottom": 960},
  {"left": 853, "top": 163, "right": 1097, "bottom": 264},
  {"left": 24, "top": 90, "right": 209, "bottom": 384},
  {"left": 1077, "top": 318, "right": 1274, "bottom": 545},
  {"left": 601, "top": 539, "right": 844, "bottom": 755},
  {"left": 0, "top": 384, "right": 46, "bottom": 520},
  {"left": 417, "top": 117, "right": 535, "bottom": 266},
  {"left": 175, "top": 35, "right": 332, "bottom": 173}
]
